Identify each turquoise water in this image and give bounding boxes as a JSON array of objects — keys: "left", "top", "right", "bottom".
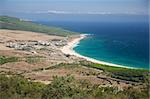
[
  {"left": 74, "top": 35, "right": 149, "bottom": 69},
  {"left": 36, "top": 20, "right": 149, "bottom": 69},
  {"left": 70, "top": 22, "right": 149, "bottom": 69}
]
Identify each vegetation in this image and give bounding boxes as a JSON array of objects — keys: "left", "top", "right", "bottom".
[
  {"left": 80, "top": 61, "right": 149, "bottom": 83},
  {"left": 0, "top": 15, "right": 149, "bottom": 99},
  {"left": 25, "top": 56, "right": 44, "bottom": 64},
  {"left": 0, "top": 74, "right": 149, "bottom": 99},
  {"left": 0, "top": 16, "right": 79, "bottom": 36},
  {"left": 0, "top": 56, "right": 19, "bottom": 65},
  {"left": 0, "top": 74, "right": 45, "bottom": 99},
  {"left": 32, "top": 63, "right": 81, "bottom": 72},
  {"left": 47, "top": 63, "right": 81, "bottom": 69}
]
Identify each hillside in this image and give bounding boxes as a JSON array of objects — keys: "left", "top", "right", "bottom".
[
  {"left": 0, "top": 16, "right": 79, "bottom": 36},
  {"left": 0, "top": 29, "right": 149, "bottom": 99}
]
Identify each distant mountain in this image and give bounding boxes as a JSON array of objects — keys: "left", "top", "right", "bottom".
[{"left": 0, "top": 16, "right": 79, "bottom": 36}]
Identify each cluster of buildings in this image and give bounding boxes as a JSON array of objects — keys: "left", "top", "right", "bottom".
[{"left": 5, "top": 39, "right": 67, "bottom": 53}]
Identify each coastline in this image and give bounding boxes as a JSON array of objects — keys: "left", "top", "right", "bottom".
[{"left": 61, "top": 34, "right": 135, "bottom": 69}]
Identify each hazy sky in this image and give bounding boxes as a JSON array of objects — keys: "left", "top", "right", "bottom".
[{"left": 0, "top": 0, "right": 149, "bottom": 15}]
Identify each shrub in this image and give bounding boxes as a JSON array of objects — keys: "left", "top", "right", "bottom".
[{"left": 0, "top": 74, "right": 149, "bottom": 99}]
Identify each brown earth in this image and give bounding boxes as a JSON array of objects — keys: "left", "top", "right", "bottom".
[{"left": 0, "top": 29, "right": 140, "bottom": 89}]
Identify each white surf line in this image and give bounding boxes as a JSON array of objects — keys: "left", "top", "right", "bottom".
[{"left": 61, "top": 34, "right": 135, "bottom": 69}]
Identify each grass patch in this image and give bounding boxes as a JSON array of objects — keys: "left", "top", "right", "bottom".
[
  {"left": 25, "top": 56, "right": 44, "bottom": 64},
  {"left": 80, "top": 61, "right": 149, "bottom": 83},
  {"left": 51, "top": 63, "right": 81, "bottom": 69},
  {"left": 32, "top": 63, "right": 81, "bottom": 72},
  {"left": 0, "top": 56, "right": 19, "bottom": 65}
]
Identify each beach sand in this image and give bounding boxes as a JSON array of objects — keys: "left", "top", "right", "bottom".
[{"left": 61, "top": 34, "right": 132, "bottom": 68}]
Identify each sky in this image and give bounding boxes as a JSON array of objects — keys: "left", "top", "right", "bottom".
[{"left": 0, "top": 0, "right": 149, "bottom": 15}]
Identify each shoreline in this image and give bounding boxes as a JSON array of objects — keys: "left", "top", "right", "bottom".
[{"left": 61, "top": 34, "right": 135, "bottom": 69}]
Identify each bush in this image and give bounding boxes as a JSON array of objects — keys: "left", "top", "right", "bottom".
[
  {"left": 0, "top": 74, "right": 45, "bottom": 99},
  {"left": 0, "top": 74, "right": 149, "bottom": 99}
]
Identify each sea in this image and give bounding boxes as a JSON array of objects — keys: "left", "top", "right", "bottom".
[{"left": 35, "top": 16, "right": 149, "bottom": 69}]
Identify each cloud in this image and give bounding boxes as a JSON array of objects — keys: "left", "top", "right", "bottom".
[
  {"left": 35, "top": 10, "right": 113, "bottom": 15},
  {"left": 35, "top": 10, "right": 146, "bottom": 15}
]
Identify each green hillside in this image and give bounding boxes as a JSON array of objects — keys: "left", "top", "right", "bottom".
[{"left": 0, "top": 16, "right": 79, "bottom": 36}]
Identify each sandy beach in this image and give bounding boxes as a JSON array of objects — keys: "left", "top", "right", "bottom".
[{"left": 61, "top": 34, "right": 132, "bottom": 68}]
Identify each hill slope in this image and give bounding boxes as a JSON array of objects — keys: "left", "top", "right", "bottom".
[{"left": 0, "top": 16, "right": 79, "bottom": 36}]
